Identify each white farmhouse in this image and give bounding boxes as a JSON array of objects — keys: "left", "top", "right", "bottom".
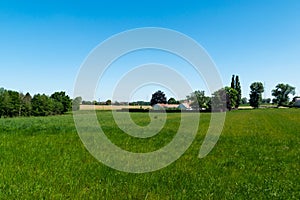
[
  {"left": 152, "top": 103, "right": 192, "bottom": 110},
  {"left": 177, "top": 103, "right": 192, "bottom": 110}
]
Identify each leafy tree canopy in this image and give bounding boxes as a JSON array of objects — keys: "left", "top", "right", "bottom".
[
  {"left": 50, "top": 91, "right": 71, "bottom": 113},
  {"left": 224, "top": 86, "right": 238, "bottom": 110},
  {"left": 72, "top": 96, "right": 82, "bottom": 111},
  {"left": 272, "top": 83, "right": 295, "bottom": 107},
  {"left": 231, "top": 75, "right": 242, "bottom": 108},
  {"left": 150, "top": 90, "right": 167, "bottom": 106},
  {"left": 167, "top": 97, "right": 179, "bottom": 104},
  {"left": 187, "top": 90, "right": 210, "bottom": 110},
  {"left": 106, "top": 99, "right": 112, "bottom": 105},
  {"left": 249, "top": 82, "right": 264, "bottom": 108},
  {"left": 211, "top": 88, "right": 227, "bottom": 112}
]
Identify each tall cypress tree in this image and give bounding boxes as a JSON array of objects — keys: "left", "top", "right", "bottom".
[
  {"left": 235, "top": 75, "right": 241, "bottom": 108},
  {"left": 231, "top": 75, "right": 235, "bottom": 89},
  {"left": 230, "top": 74, "right": 242, "bottom": 108}
]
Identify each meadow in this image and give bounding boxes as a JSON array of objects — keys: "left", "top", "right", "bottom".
[{"left": 0, "top": 109, "right": 299, "bottom": 199}]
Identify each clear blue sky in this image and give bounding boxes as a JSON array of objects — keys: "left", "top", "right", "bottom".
[{"left": 1, "top": 0, "right": 299, "bottom": 101}]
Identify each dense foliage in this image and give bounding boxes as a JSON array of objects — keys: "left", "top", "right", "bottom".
[
  {"left": 0, "top": 87, "right": 72, "bottom": 117},
  {"left": 211, "top": 88, "right": 227, "bottom": 112},
  {"left": 249, "top": 82, "right": 264, "bottom": 108},
  {"left": 272, "top": 83, "right": 295, "bottom": 107},
  {"left": 210, "top": 87, "right": 238, "bottom": 111},
  {"left": 150, "top": 90, "right": 167, "bottom": 106},
  {"left": 72, "top": 96, "right": 82, "bottom": 111},
  {"left": 167, "top": 97, "right": 179, "bottom": 104},
  {"left": 187, "top": 90, "right": 211, "bottom": 110},
  {"left": 224, "top": 86, "right": 238, "bottom": 110},
  {"left": 231, "top": 75, "right": 242, "bottom": 108}
]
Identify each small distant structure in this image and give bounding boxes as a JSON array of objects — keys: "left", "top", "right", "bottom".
[
  {"left": 293, "top": 97, "right": 300, "bottom": 107},
  {"left": 152, "top": 103, "right": 192, "bottom": 110},
  {"left": 177, "top": 102, "right": 192, "bottom": 110},
  {"left": 152, "top": 103, "right": 178, "bottom": 110}
]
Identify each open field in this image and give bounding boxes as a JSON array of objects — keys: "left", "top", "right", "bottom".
[
  {"left": 0, "top": 109, "right": 299, "bottom": 199},
  {"left": 80, "top": 105, "right": 152, "bottom": 110}
]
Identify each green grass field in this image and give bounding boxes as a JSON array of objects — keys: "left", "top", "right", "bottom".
[{"left": 0, "top": 109, "right": 299, "bottom": 199}]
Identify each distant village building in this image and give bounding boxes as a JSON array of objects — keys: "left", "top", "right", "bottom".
[
  {"left": 152, "top": 103, "right": 191, "bottom": 110},
  {"left": 177, "top": 103, "right": 192, "bottom": 110},
  {"left": 294, "top": 97, "right": 300, "bottom": 107}
]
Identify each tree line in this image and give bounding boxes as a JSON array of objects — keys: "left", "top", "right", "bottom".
[
  {"left": 183, "top": 75, "right": 242, "bottom": 111},
  {"left": 150, "top": 75, "right": 297, "bottom": 111},
  {"left": 248, "top": 82, "right": 296, "bottom": 108},
  {"left": 1, "top": 75, "right": 297, "bottom": 117},
  {"left": 0, "top": 88, "right": 81, "bottom": 118}
]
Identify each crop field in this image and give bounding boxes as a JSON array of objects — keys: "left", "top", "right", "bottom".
[
  {"left": 80, "top": 105, "right": 152, "bottom": 110},
  {"left": 0, "top": 109, "right": 299, "bottom": 199}
]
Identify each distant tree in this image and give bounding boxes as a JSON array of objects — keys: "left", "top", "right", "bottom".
[
  {"left": 0, "top": 89, "right": 21, "bottom": 117},
  {"left": 230, "top": 75, "right": 242, "bottom": 108},
  {"left": 32, "top": 94, "right": 53, "bottom": 116},
  {"left": 241, "top": 97, "right": 248, "bottom": 104},
  {"left": 82, "top": 100, "right": 93, "bottom": 105},
  {"left": 0, "top": 88, "right": 8, "bottom": 118},
  {"left": 0, "top": 88, "right": 72, "bottom": 117},
  {"left": 106, "top": 99, "right": 112, "bottom": 105},
  {"left": 136, "top": 101, "right": 150, "bottom": 106},
  {"left": 3, "top": 92, "right": 11, "bottom": 117},
  {"left": 249, "top": 82, "right": 264, "bottom": 108},
  {"left": 18, "top": 93, "right": 25, "bottom": 116},
  {"left": 150, "top": 90, "right": 167, "bottom": 106},
  {"left": 235, "top": 76, "right": 242, "bottom": 108},
  {"left": 211, "top": 88, "right": 227, "bottom": 112},
  {"left": 50, "top": 91, "right": 71, "bottom": 114},
  {"left": 51, "top": 100, "right": 64, "bottom": 115},
  {"left": 0, "top": 88, "right": 3, "bottom": 117},
  {"left": 262, "top": 98, "right": 271, "bottom": 104},
  {"left": 231, "top": 75, "right": 235, "bottom": 89},
  {"left": 129, "top": 102, "right": 137, "bottom": 106},
  {"left": 205, "top": 97, "right": 212, "bottom": 111},
  {"left": 167, "top": 97, "right": 179, "bottom": 104},
  {"left": 7, "top": 90, "right": 20, "bottom": 117},
  {"left": 21, "top": 92, "right": 32, "bottom": 116},
  {"left": 187, "top": 90, "right": 210, "bottom": 110},
  {"left": 272, "top": 83, "right": 295, "bottom": 107},
  {"left": 212, "top": 87, "right": 238, "bottom": 111},
  {"left": 224, "top": 86, "right": 238, "bottom": 110},
  {"left": 129, "top": 101, "right": 150, "bottom": 106},
  {"left": 72, "top": 96, "right": 82, "bottom": 111}
]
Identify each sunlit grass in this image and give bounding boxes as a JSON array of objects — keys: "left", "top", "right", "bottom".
[{"left": 0, "top": 109, "right": 299, "bottom": 199}]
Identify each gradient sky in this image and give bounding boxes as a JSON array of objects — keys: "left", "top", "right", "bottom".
[{"left": 1, "top": 0, "right": 299, "bottom": 101}]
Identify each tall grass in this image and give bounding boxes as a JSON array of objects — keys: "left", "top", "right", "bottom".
[{"left": 0, "top": 109, "right": 299, "bottom": 199}]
